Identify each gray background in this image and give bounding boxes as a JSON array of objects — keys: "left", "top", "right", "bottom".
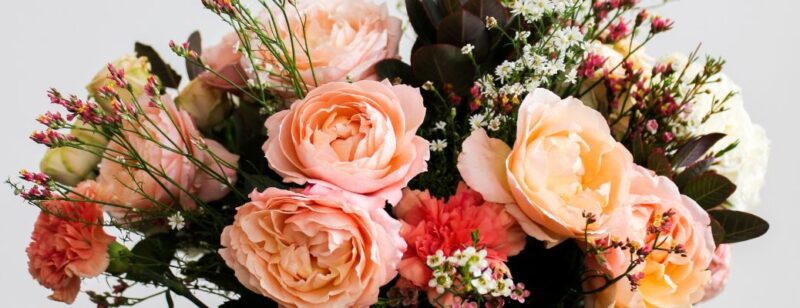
[{"left": 0, "top": 0, "right": 796, "bottom": 306}]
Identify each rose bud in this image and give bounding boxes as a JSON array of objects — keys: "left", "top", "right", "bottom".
[
  {"left": 175, "top": 78, "right": 233, "bottom": 129},
  {"left": 86, "top": 54, "right": 153, "bottom": 111},
  {"left": 40, "top": 121, "right": 109, "bottom": 186}
]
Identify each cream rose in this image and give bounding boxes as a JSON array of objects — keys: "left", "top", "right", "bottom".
[
  {"left": 249, "top": 0, "right": 402, "bottom": 94},
  {"left": 219, "top": 186, "right": 405, "bottom": 308},
  {"left": 263, "top": 80, "right": 429, "bottom": 204},
  {"left": 458, "top": 88, "right": 634, "bottom": 245},
  {"left": 86, "top": 55, "right": 152, "bottom": 111},
  {"left": 581, "top": 39, "right": 654, "bottom": 138}
]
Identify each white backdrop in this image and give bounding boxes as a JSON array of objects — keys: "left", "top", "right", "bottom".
[{"left": 0, "top": 0, "right": 797, "bottom": 307}]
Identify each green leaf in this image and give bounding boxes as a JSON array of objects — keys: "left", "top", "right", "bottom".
[
  {"left": 674, "top": 157, "right": 713, "bottom": 189},
  {"left": 375, "top": 59, "right": 417, "bottom": 86},
  {"left": 411, "top": 44, "right": 476, "bottom": 95},
  {"left": 671, "top": 133, "right": 725, "bottom": 168},
  {"left": 185, "top": 31, "right": 204, "bottom": 81},
  {"left": 437, "top": 10, "right": 490, "bottom": 61},
  {"left": 709, "top": 210, "right": 769, "bottom": 244},
  {"left": 647, "top": 151, "right": 672, "bottom": 178},
  {"left": 135, "top": 42, "right": 182, "bottom": 89},
  {"left": 127, "top": 233, "right": 177, "bottom": 283},
  {"left": 683, "top": 172, "right": 736, "bottom": 209}
]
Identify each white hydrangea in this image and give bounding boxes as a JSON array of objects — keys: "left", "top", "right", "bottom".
[{"left": 665, "top": 54, "right": 770, "bottom": 212}]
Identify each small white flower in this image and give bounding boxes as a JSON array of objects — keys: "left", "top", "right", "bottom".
[
  {"left": 168, "top": 213, "right": 186, "bottom": 230},
  {"left": 469, "top": 114, "right": 487, "bottom": 130},
  {"left": 471, "top": 269, "right": 497, "bottom": 295},
  {"left": 430, "top": 139, "right": 448, "bottom": 152},
  {"left": 492, "top": 278, "right": 515, "bottom": 297},
  {"left": 427, "top": 250, "right": 446, "bottom": 268},
  {"left": 451, "top": 249, "right": 469, "bottom": 266},
  {"left": 422, "top": 81, "right": 435, "bottom": 91},
  {"left": 428, "top": 270, "right": 453, "bottom": 294},
  {"left": 434, "top": 121, "right": 447, "bottom": 131},
  {"left": 461, "top": 44, "right": 475, "bottom": 55},
  {"left": 564, "top": 67, "right": 578, "bottom": 84},
  {"left": 485, "top": 16, "right": 498, "bottom": 29},
  {"left": 488, "top": 117, "right": 502, "bottom": 131},
  {"left": 515, "top": 31, "right": 531, "bottom": 41}
]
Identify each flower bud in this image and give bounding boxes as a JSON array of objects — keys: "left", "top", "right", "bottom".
[
  {"left": 39, "top": 122, "right": 108, "bottom": 186},
  {"left": 87, "top": 55, "right": 152, "bottom": 111},
  {"left": 175, "top": 78, "right": 232, "bottom": 129},
  {"left": 106, "top": 242, "right": 131, "bottom": 275}
]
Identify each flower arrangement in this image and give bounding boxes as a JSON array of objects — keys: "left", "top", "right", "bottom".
[{"left": 10, "top": 0, "right": 770, "bottom": 307}]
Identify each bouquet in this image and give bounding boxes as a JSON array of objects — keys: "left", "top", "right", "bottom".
[{"left": 11, "top": 0, "right": 771, "bottom": 307}]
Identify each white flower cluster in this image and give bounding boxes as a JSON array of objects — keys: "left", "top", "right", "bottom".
[
  {"left": 469, "top": 113, "right": 509, "bottom": 131},
  {"left": 425, "top": 247, "right": 518, "bottom": 299},
  {"left": 661, "top": 54, "right": 770, "bottom": 212},
  {"left": 509, "top": 0, "right": 578, "bottom": 23},
  {"left": 478, "top": 2, "right": 586, "bottom": 102}
]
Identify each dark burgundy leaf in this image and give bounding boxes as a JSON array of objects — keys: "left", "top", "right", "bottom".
[
  {"left": 671, "top": 133, "right": 726, "bottom": 168},
  {"left": 437, "top": 10, "right": 489, "bottom": 61},
  {"left": 135, "top": 42, "right": 182, "bottom": 89},
  {"left": 406, "top": 0, "right": 437, "bottom": 42},
  {"left": 710, "top": 217, "right": 725, "bottom": 247},
  {"left": 411, "top": 44, "right": 476, "bottom": 94},
  {"left": 709, "top": 210, "right": 769, "bottom": 244},
  {"left": 375, "top": 59, "right": 417, "bottom": 86},
  {"left": 185, "top": 31, "right": 204, "bottom": 80},
  {"left": 674, "top": 157, "right": 713, "bottom": 189},
  {"left": 683, "top": 172, "right": 737, "bottom": 209},
  {"left": 463, "top": 0, "right": 509, "bottom": 26},
  {"left": 647, "top": 151, "right": 673, "bottom": 178}
]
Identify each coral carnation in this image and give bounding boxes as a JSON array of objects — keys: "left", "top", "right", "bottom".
[
  {"left": 26, "top": 189, "right": 115, "bottom": 304},
  {"left": 393, "top": 183, "right": 527, "bottom": 291}
]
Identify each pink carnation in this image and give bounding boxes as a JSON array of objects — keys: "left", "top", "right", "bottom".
[
  {"left": 27, "top": 190, "right": 115, "bottom": 304},
  {"left": 393, "top": 183, "right": 527, "bottom": 291}
]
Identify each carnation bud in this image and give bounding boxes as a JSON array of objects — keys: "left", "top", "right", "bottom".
[
  {"left": 87, "top": 55, "right": 154, "bottom": 111},
  {"left": 39, "top": 121, "right": 108, "bottom": 186},
  {"left": 106, "top": 242, "right": 131, "bottom": 275},
  {"left": 175, "top": 79, "right": 233, "bottom": 129}
]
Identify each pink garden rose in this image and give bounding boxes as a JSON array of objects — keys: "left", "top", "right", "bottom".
[
  {"left": 263, "top": 80, "right": 429, "bottom": 204},
  {"left": 83, "top": 96, "right": 238, "bottom": 221},
  {"left": 394, "top": 183, "right": 526, "bottom": 305},
  {"left": 27, "top": 190, "right": 115, "bottom": 304},
  {"left": 199, "top": 32, "right": 248, "bottom": 90},
  {"left": 701, "top": 244, "right": 732, "bottom": 302},
  {"left": 219, "top": 186, "right": 405, "bottom": 308},
  {"left": 588, "top": 166, "right": 715, "bottom": 308},
  {"left": 458, "top": 88, "right": 634, "bottom": 246},
  {"left": 249, "top": 0, "right": 402, "bottom": 94}
]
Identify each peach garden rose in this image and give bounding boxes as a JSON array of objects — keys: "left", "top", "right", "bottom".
[
  {"left": 458, "top": 88, "right": 634, "bottom": 246},
  {"left": 27, "top": 189, "right": 115, "bottom": 304},
  {"left": 248, "top": 0, "right": 402, "bottom": 94},
  {"left": 263, "top": 80, "right": 429, "bottom": 204},
  {"left": 81, "top": 96, "right": 239, "bottom": 221},
  {"left": 219, "top": 185, "right": 405, "bottom": 308},
  {"left": 588, "top": 166, "right": 715, "bottom": 308}
]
